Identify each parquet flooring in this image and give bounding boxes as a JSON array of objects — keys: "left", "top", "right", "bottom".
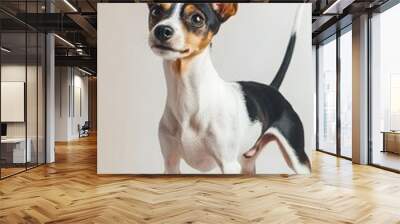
[
  {"left": 1, "top": 135, "right": 400, "bottom": 224},
  {"left": 0, "top": 167, "right": 26, "bottom": 178}
]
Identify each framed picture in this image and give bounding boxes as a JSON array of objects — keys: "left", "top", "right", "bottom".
[{"left": 98, "top": 3, "right": 314, "bottom": 174}]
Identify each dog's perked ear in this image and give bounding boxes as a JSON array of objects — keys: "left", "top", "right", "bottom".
[{"left": 211, "top": 3, "right": 238, "bottom": 23}]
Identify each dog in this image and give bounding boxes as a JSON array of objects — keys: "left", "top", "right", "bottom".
[{"left": 147, "top": 3, "right": 311, "bottom": 174}]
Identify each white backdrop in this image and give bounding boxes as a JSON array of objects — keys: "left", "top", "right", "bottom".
[{"left": 98, "top": 3, "right": 314, "bottom": 174}]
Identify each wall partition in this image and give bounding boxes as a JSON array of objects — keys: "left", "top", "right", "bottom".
[{"left": 0, "top": 2, "right": 46, "bottom": 179}]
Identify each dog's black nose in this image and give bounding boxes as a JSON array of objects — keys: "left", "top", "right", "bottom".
[{"left": 154, "top": 25, "right": 174, "bottom": 41}]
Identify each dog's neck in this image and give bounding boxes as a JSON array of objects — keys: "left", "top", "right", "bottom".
[
  {"left": 163, "top": 46, "right": 221, "bottom": 82},
  {"left": 162, "top": 46, "right": 224, "bottom": 117},
  {"left": 163, "top": 46, "right": 224, "bottom": 92}
]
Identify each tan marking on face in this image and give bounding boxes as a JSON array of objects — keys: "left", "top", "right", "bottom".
[
  {"left": 183, "top": 4, "right": 197, "bottom": 15},
  {"left": 185, "top": 31, "right": 213, "bottom": 57},
  {"left": 169, "top": 34, "right": 211, "bottom": 77},
  {"left": 169, "top": 30, "right": 213, "bottom": 77},
  {"left": 159, "top": 3, "right": 172, "bottom": 11},
  {"left": 168, "top": 4, "right": 216, "bottom": 77},
  {"left": 180, "top": 4, "right": 214, "bottom": 58}
]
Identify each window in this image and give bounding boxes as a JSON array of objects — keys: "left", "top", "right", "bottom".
[
  {"left": 0, "top": 1, "right": 47, "bottom": 179},
  {"left": 390, "top": 74, "right": 400, "bottom": 130},
  {"left": 370, "top": 3, "right": 400, "bottom": 171},
  {"left": 318, "top": 37, "right": 337, "bottom": 154},
  {"left": 339, "top": 29, "right": 352, "bottom": 158},
  {"left": 317, "top": 26, "right": 353, "bottom": 159}
]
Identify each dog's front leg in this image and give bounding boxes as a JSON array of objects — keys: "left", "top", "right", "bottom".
[
  {"left": 240, "top": 157, "right": 256, "bottom": 175},
  {"left": 163, "top": 150, "right": 181, "bottom": 174},
  {"left": 159, "top": 125, "right": 181, "bottom": 174},
  {"left": 218, "top": 147, "right": 242, "bottom": 174},
  {"left": 222, "top": 160, "right": 242, "bottom": 174}
]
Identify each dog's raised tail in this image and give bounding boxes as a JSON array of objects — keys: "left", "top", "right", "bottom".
[{"left": 270, "top": 5, "right": 304, "bottom": 89}]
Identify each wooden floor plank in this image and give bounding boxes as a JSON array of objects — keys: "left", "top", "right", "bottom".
[{"left": 1, "top": 135, "right": 400, "bottom": 223}]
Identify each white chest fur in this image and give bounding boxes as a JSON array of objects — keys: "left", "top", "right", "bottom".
[{"left": 159, "top": 48, "right": 260, "bottom": 173}]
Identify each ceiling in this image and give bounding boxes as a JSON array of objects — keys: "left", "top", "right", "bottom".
[{"left": 0, "top": 0, "right": 396, "bottom": 74}]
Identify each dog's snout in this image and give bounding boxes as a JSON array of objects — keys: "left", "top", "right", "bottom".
[{"left": 154, "top": 25, "right": 174, "bottom": 42}]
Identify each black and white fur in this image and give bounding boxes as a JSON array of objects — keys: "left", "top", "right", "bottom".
[{"left": 148, "top": 3, "right": 311, "bottom": 174}]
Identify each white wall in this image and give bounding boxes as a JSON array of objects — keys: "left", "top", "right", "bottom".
[
  {"left": 72, "top": 73, "right": 89, "bottom": 138},
  {"left": 55, "top": 67, "right": 70, "bottom": 141},
  {"left": 98, "top": 3, "right": 313, "bottom": 174},
  {"left": 55, "top": 67, "right": 89, "bottom": 141}
]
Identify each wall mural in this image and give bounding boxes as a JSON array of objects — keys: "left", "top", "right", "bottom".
[{"left": 97, "top": 3, "right": 314, "bottom": 175}]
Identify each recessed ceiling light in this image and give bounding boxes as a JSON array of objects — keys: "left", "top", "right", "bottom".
[
  {"left": 78, "top": 67, "right": 93, "bottom": 76},
  {"left": 54, "top": 34, "right": 75, "bottom": 48},
  {"left": 1, "top": 47, "right": 11, "bottom": 53},
  {"left": 63, "top": 0, "right": 78, "bottom": 12},
  {"left": 322, "top": 0, "right": 354, "bottom": 15}
]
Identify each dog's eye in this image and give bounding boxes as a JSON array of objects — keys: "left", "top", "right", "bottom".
[
  {"left": 150, "top": 6, "right": 163, "bottom": 17},
  {"left": 190, "top": 14, "right": 205, "bottom": 27}
]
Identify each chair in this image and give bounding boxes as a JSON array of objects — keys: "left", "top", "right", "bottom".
[{"left": 79, "top": 121, "right": 90, "bottom": 138}]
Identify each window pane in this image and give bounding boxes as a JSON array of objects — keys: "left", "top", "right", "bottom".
[
  {"left": 27, "top": 31, "right": 38, "bottom": 169},
  {"left": 318, "top": 37, "right": 337, "bottom": 154},
  {"left": 340, "top": 29, "right": 352, "bottom": 158},
  {"left": 1, "top": 31, "right": 28, "bottom": 178},
  {"left": 371, "top": 4, "right": 400, "bottom": 171}
]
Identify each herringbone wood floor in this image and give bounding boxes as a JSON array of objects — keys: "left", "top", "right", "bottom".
[{"left": 1, "top": 135, "right": 400, "bottom": 224}]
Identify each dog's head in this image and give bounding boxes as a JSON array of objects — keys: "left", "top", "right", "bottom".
[{"left": 148, "top": 3, "right": 238, "bottom": 60}]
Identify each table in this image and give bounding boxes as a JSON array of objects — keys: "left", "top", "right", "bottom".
[
  {"left": 1, "top": 138, "right": 32, "bottom": 163},
  {"left": 382, "top": 131, "right": 400, "bottom": 154}
]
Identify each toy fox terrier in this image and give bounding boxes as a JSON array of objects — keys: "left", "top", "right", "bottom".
[{"left": 148, "top": 3, "right": 311, "bottom": 174}]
